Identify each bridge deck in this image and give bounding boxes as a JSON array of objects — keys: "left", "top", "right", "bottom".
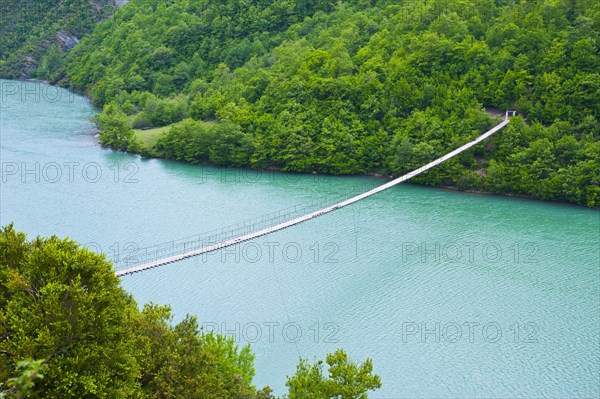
[{"left": 115, "top": 117, "right": 511, "bottom": 277}]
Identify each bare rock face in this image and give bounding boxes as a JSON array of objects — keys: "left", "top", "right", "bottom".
[{"left": 56, "top": 30, "right": 80, "bottom": 50}]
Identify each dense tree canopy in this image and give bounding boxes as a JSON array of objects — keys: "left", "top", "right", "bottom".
[
  {"left": 0, "top": 225, "right": 381, "bottom": 398},
  {"left": 285, "top": 350, "right": 381, "bottom": 399},
  {"left": 3, "top": 0, "right": 599, "bottom": 206},
  {"left": 0, "top": 0, "right": 117, "bottom": 79}
]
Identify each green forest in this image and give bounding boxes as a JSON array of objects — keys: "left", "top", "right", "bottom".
[
  {"left": 0, "top": 226, "right": 381, "bottom": 398},
  {"left": 0, "top": 0, "right": 117, "bottom": 79},
  {"left": 1, "top": 1, "right": 598, "bottom": 396},
  {"left": 2, "top": 0, "right": 598, "bottom": 206}
]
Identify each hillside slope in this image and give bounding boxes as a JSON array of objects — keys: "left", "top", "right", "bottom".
[
  {"left": 12, "top": 0, "right": 600, "bottom": 206},
  {"left": 0, "top": 0, "right": 119, "bottom": 79}
]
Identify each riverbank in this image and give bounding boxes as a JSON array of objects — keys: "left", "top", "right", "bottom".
[
  {"left": 3, "top": 80, "right": 599, "bottom": 398},
  {"left": 5, "top": 78, "right": 595, "bottom": 209},
  {"left": 113, "top": 124, "right": 599, "bottom": 209},
  {"left": 114, "top": 137, "right": 599, "bottom": 210}
]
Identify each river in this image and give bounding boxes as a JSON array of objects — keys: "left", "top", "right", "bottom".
[{"left": 1, "top": 80, "right": 598, "bottom": 397}]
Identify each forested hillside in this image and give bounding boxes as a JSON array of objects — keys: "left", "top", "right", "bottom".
[
  {"left": 0, "top": 0, "right": 117, "bottom": 79},
  {"left": 14, "top": 0, "right": 600, "bottom": 206}
]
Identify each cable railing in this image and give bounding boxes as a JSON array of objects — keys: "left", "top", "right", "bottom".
[
  {"left": 113, "top": 115, "right": 513, "bottom": 276},
  {"left": 110, "top": 187, "right": 370, "bottom": 272}
]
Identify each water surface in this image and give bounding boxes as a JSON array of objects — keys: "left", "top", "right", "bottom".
[{"left": 1, "top": 80, "right": 598, "bottom": 397}]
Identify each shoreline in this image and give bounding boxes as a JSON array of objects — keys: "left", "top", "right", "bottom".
[
  {"left": 434, "top": 185, "right": 596, "bottom": 209},
  {"left": 5, "top": 78, "right": 595, "bottom": 210},
  {"left": 125, "top": 146, "right": 598, "bottom": 209}
]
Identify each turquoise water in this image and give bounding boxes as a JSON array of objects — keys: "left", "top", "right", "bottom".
[{"left": 1, "top": 80, "right": 598, "bottom": 397}]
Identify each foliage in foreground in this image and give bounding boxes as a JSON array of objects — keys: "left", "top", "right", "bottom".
[
  {"left": 285, "top": 350, "right": 382, "bottom": 399},
  {"left": 0, "top": 225, "right": 381, "bottom": 398}
]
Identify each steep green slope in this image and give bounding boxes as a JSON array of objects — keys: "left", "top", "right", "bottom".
[
  {"left": 60, "top": 1, "right": 600, "bottom": 205},
  {"left": 65, "top": 0, "right": 340, "bottom": 103},
  {"left": 0, "top": 0, "right": 117, "bottom": 79}
]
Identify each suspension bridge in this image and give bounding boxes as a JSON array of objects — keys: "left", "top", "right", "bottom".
[{"left": 114, "top": 112, "right": 515, "bottom": 277}]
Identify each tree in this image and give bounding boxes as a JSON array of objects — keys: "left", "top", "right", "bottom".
[
  {"left": 131, "top": 304, "right": 257, "bottom": 399},
  {"left": 97, "top": 102, "right": 135, "bottom": 151},
  {"left": 0, "top": 224, "right": 140, "bottom": 398},
  {"left": 285, "top": 349, "right": 381, "bottom": 399},
  {"left": 0, "top": 225, "right": 279, "bottom": 398},
  {"left": 0, "top": 359, "right": 45, "bottom": 399}
]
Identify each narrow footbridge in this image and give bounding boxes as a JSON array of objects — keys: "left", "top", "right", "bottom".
[{"left": 115, "top": 113, "right": 514, "bottom": 277}]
